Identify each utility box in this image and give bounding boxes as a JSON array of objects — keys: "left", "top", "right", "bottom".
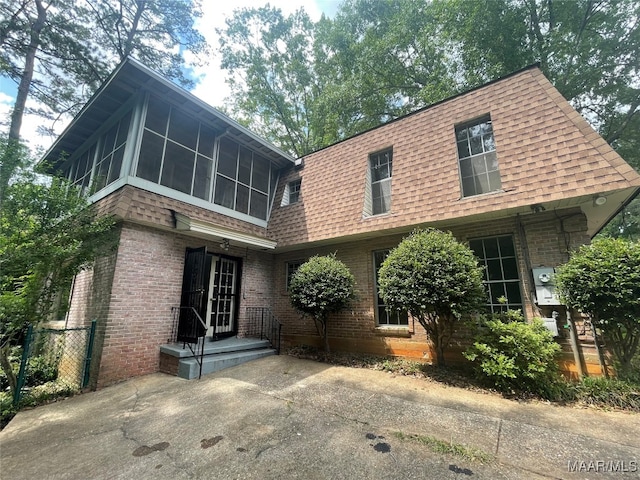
[{"left": 532, "top": 267, "right": 560, "bottom": 306}]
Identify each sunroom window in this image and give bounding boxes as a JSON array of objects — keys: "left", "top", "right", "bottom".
[
  {"left": 65, "top": 111, "right": 131, "bottom": 195},
  {"left": 135, "top": 95, "right": 278, "bottom": 221}
]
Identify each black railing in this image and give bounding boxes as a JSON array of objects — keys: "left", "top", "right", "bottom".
[
  {"left": 170, "top": 306, "right": 208, "bottom": 379},
  {"left": 245, "top": 307, "right": 282, "bottom": 354}
]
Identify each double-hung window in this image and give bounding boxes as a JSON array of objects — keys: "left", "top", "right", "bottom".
[
  {"left": 373, "top": 250, "right": 408, "bottom": 326},
  {"left": 368, "top": 149, "right": 393, "bottom": 215},
  {"left": 456, "top": 116, "right": 501, "bottom": 197},
  {"left": 286, "top": 260, "right": 305, "bottom": 290},
  {"left": 469, "top": 236, "right": 522, "bottom": 313}
]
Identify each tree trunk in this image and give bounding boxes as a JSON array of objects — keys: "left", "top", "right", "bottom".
[{"left": 8, "top": 0, "right": 47, "bottom": 142}]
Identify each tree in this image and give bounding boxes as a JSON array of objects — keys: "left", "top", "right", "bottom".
[
  {"left": 288, "top": 254, "right": 356, "bottom": 354},
  {"left": 0, "top": 137, "right": 117, "bottom": 396},
  {"left": 555, "top": 238, "right": 640, "bottom": 375},
  {"left": 0, "top": 0, "right": 207, "bottom": 143},
  {"left": 378, "top": 229, "right": 485, "bottom": 366},
  {"left": 218, "top": 6, "right": 326, "bottom": 157}
]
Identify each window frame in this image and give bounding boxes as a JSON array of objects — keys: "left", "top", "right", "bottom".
[
  {"left": 372, "top": 249, "right": 409, "bottom": 327},
  {"left": 469, "top": 235, "right": 523, "bottom": 314},
  {"left": 455, "top": 115, "right": 501, "bottom": 198},
  {"left": 285, "top": 260, "right": 305, "bottom": 291},
  {"left": 366, "top": 148, "right": 393, "bottom": 216},
  {"left": 288, "top": 179, "right": 301, "bottom": 204}
]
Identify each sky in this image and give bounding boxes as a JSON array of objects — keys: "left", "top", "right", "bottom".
[{"left": 0, "top": 0, "right": 341, "bottom": 153}]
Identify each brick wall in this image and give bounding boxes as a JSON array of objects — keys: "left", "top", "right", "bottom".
[
  {"left": 272, "top": 207, "right": 599, "bottom": 374},
  {"left": 67, "top": 221, "right": 275, "bottom": 388}
]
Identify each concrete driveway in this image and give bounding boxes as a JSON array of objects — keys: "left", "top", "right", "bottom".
[{"left": 1, "top": 355, "right": 638, "bottom": 479}]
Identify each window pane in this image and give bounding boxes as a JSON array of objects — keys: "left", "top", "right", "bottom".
[
  {"left": 487, "top": 259, "right": 503, "bottom": 280},
  {"left": 505, "top": 282, "right": 522, "bottom": 305},
  {"left": 217, "top": 138, "right": 238, "bottom": 179},
  {"left": 168, "top": 108, "right": 199, "bottom": 151},
  {"left": 116, "top": 112, "right": 131, "bottom": 148},
  {"left": 93, "top": 157, "right": 110, "bottom": 191},
  {"left": 249, "top": 190, "right": 268, "bottom": 219},
  {"left": 107, "top": 146, "right": 124, "bottom": 185},
  {"left": 238, "top": 147, "right": 252, "bottom": 185},
  {"left": 475, "top": 173, "right": 491, "bottom": 194},
  {"left": 145, "top": 97, "right": 170, "bottom": 134},
  {"left": 193, "top": 155, "right": 212, "bottom": 200},
  {"left": 487, "top": 170, "right": 502, "bottom": 191},
  {"left": 484, "top": 238, "right": 499, "bottom": 258},
  {"left": 461, "top": 176, "right": 476, "bottom": 197},
  {"left": 502, "top": 257, "right": 519, "bottom": 280},
  {"left": 160, "top": 141, "right": 195, "bottom": 194},
  {"left": 457, "top": 140, "right": 470, "bottom": 159},
  {"left": 482, "top": 133, "right": 495, "bottom": 152},
  {"left": 198, "top": 124, "right": 216, "bottom": 157},
  {"left": 489, "top": 283, "right": 506, "bottom": 304},
  {"left": 136, "top": 131, "right": 164, "bottom": 182},
  {"left": 235, "top": 184, "right": 249, "bottom": 214},
  {"left": 498, "top": 236, "right": 515, "bottom": 257},
  {"left": 214, "top": 175, "right": 235, "bottom": 209},
  {"left": 455, "top": 128, "right": 467, "bottom": 142},
  {"left": 471, "top": 155, "right": 487, "bottom": 175},
  {"left": 469, "top": 135, "right": 483, "bottom": 155},
  {"left": 486, "top": 151, "right": 499, "bottom": 171},
  {"left": 252, "top": 155, "right": 270, "bottom": 192}
]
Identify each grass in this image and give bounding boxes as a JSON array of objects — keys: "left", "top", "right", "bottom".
[{"left": 392, "top": 431, "right": 494, "bottom": 464}]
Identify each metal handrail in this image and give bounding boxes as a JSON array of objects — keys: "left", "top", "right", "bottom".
[
  {"left": 246, "top": 307, "right": 282, "bottom": 354},
  {"left": 171, "top": 306, "right": 208, "bottom": 379}
]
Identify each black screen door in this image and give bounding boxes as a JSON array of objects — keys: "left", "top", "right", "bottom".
[{"left": 177, "top": 246, "right": 208, "bottom": 343}]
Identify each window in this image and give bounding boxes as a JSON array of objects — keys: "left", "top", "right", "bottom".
[
  {"left": 135, "top": 95, "right": 278, "bottom": 221},
  {"left": 286, "top": 260, "right": 305, "bottom": 290},
  {"left": 469, "top": 236, "right": 522, "bottom": 313},
  {"left": 288, "top": 179, "right": 301, "bottom": 204},
  {"left": 367, "top": 149, "right": 393, "bottom": 215},
  {"left": 456, "top": 116, "right": 501, "bottom": 197},
  {"left": 66, "top": 111, "right": 131, "bottom": 195},
  {"left": 373, "top": 250, "right": 408, "bottom": 326}
]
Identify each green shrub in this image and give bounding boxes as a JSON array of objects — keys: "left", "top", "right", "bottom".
[
  {"left": 555, "top": 238, "right": 640, "bottom": 375},
  {"left": 378, "top": 228, "right": 485, "bottom": 366},
  {"left": 289, "top": 254, "right": 356, "bottom": 353},
  {"left": 464, "top": 313, "right": 564, "bottom": 398},
  {"left": 573, "top": 377, "right": 640, "bottom": 411}
]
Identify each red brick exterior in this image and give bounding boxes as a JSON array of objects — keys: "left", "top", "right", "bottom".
[
  {"left": 62, "top": 66, "right": 639, "bottom": 387},
  {"left": 67, "top": 221, "right": 275, "bottom": 388}
]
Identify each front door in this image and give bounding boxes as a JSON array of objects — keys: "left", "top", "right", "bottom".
[
  {"left": 205, "top": 256, "right": 240, "bottom": 337},
  {"left": 177, "top": 247, "right": 208, "bottom": 343}
]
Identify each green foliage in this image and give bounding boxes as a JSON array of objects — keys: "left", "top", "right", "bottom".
[
  {"left": 572, "top": 377, "right": 640, "bottom": 411},
  {"left": 555, "top": 238, "right": 640, "bottom": 374},
  {"left": 378, "top": 228, "right": 485, "bottom": 366},
  {"left": 288, "top": 254, "right": 356, "bottom": 352},
  {"left": 0, "top": 0, "right": 207, "bottom": 140},
  {"left": 464, "top": 314, "right": 564, "bottom": 398},
  {"left": 0, "top": 139, "right": 117, "bottom": 395}
]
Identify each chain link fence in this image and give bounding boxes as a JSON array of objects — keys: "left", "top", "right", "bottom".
[{"left": 12, "top": 320, "right": 97, "bottom": 406}]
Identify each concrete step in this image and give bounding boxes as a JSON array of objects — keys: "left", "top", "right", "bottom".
[
  {"left": 177, "top": 348, "right": 276, "bottom": 380},
  {"left": 160, "top": 337, "right": 271, "bottom": 359}
]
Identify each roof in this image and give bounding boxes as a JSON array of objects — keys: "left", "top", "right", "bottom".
[
  {"left": 267, "top": 67, "right": 640, "bottom": 248},
  {"left": 40, "top": 57, "right": 295, "bottom": 171}
]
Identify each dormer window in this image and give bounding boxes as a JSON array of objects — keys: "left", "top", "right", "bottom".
[
  {"left": 456, "top": 115, "right": 501, "bottom": 197},
  {"left": 364, "top": 148, "right": 393, "bottom": 216},
  {"left": 280, "top": 179, "right": 301, "bottom": 206}
]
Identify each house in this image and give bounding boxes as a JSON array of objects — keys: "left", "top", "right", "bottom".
[{"left": 42, "top": 58, "right": 640, "bottom": 387}]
